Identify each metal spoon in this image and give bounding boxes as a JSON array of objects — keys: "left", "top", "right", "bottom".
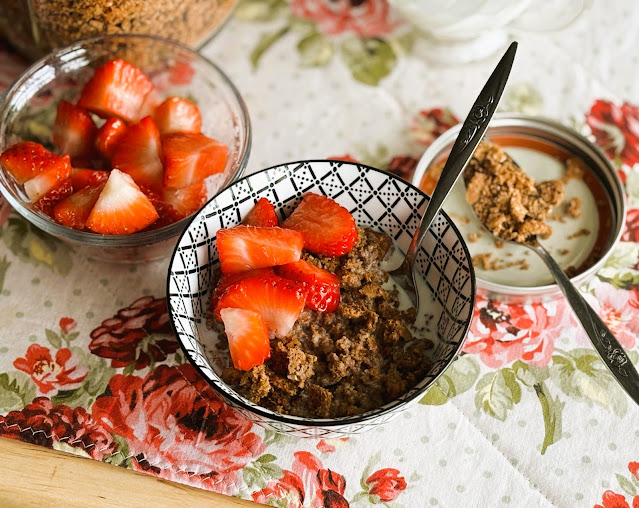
[{"left": 390, "top": 41, "right": 517, "bottom": 309}]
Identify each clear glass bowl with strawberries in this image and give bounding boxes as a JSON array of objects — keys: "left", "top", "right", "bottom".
[{"left": 0, "top": 34, "right": 250, "bottom": 262}]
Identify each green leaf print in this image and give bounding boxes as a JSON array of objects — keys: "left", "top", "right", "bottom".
[
  {"left": 340, "top": 37, "right": 397, "bottom": 86},
  {"left": 242, "top": 455, "right": 283, "bottom": 489},
  {"left": 550, "top": 349, "right": 628, "bottom": 417},
  {"left": 297, "top": 31, "right": 334, "bottom": 67},
  {"left": 1, "top": 214, "right": 73, "bottom": 275},
  {"left": 251, "top": 26, "right": 290, "bottom": 69},
  {"left": 534, "top": 381, "right": 564, "bottom": 454},
  {"left": 474, "top": 368, "right": 521, "bottom": 421},
  {"left": 0, "top": 255, "right": 10, "bottom": 294},
  {"left": 420, "top": 355, "right": 480, "bottom": 405},
  {"left": 104, "top": 434, "right": 133, "bottom": 468},
  {"left": 512, "top": 360, "right": 549, "bottom": 387},
  {"left": 0, "top": 372, "right": 36, "bottom": 412},
  {"left": 617, "top": 473, "right": 638, "bottom": 497},
  {"left": 45, "top": 328, "right": 62, "bottom": 349},
  {"left": 234, "top": 0, "right": 287, "bottom": 22}
]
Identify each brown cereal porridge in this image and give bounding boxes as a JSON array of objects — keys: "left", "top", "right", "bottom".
[
  {"left": 566, "top": 197, "right": 582, "bottom": 218},
  {"left": 464, "top": 141, "right": 565, "bottom": 243},
  {"left": 471, "top": 252, "right": 529, "bottom": 271},
  {"left": 568, "top": 228, "right": 591, "bottom": 239},
  {"left": 562, "top": 157, "right": 586, "bottom": 183},
  {"left": 216, "top": 228, "right": 434, "bottom": 419}
]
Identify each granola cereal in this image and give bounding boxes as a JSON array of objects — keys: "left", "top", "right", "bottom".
[
  {"left": 464, "top": 141, "right": 565, "bottom": 243},
  {"left": 566, "top": 197, "right": 582, "bottom": 218},
  {"left": 217, "top": 228, "right": 435, "bottom": 419}
]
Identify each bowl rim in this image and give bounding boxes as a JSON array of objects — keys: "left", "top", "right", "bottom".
[
  {"left": 166, "top": 159, "right": 477, "bottom": 427},
  {"left": 0, "top": 33, "right": 252, "bottom": 247},
  {"left": 410, "top": 113, "right": 626, "bottom": 298}
]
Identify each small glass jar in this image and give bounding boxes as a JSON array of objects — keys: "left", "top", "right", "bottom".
[{"left": 0, "top": 0, "right": 237, "bottom": 60}]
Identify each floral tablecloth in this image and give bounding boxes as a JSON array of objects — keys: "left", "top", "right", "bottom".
[{"left": 2, "top": 2, "right": 639, "bottom": 507}]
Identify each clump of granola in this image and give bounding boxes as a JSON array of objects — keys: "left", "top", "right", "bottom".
[{"left": 464, "top": 141, "right": 565, "bottom": 243}]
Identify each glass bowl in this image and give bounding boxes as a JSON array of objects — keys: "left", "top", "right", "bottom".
[{"left": 0, "top": 34, "right": 251, "bottom": 263}]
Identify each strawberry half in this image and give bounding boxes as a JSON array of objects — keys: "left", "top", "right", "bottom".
[
  {"left": 53, "top": 183, "right": 105, "bottom": 230},
  {"left": 154, "top": 96, "right": 202, "bottom": 135},
  {"left": 78, "top": 59, "right": 154, "bottom": 122},
  {"left": 51, "top": 100, "right": 97, "bottom": 159},
  {"left": 85, "top": 169, "right": 159, "bottom": 235},
  {"left": 24, "top": 155, "right": 71, "bottom": 202},
  {"left": 215, "top": 275, "right": 308, "bottom": 338},
  {"left": 70, "top": 168, "right": 109, "bottom": 190},
  {"left": 112, "top": 116, "right": 163, "bottom": 193},
  {"left": 138, "top": 186, "right": 182, "bottom": 230},
  {"left": 242, "top": 197, "right": 278, "bottom": 227},
  {"left": 216, "top": 225, "right": 304, "bottom": 274},
  {"left": 220, "top": 307, "right": 270, "bottom": 371},
  {"left": 210, "top": 267, "right": 276, "bottom": 312},
  {"left": 161, "top": 180, "right": 207, "bottom": 218},
  {"left": 34, "top": 179, "right": 73, "bottom": 217},
  {"left": 277, "top": 259, "right": 340, "bottom": 313},
  {"left": 162, "top": 132, "right": 228, "bottom": 189},
  {"left": 282, "top": 193, "right": 357, "bottom": 257},
  {"left": 94, "top": 117, "right": 127, "bottom": 160},
  {"left": 1, "top": 142, "right": 68, "bottom": 185}
]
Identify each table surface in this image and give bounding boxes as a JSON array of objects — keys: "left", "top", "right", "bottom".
[{"left": 2, "top": 2, "right": 639, "bottom": 507}]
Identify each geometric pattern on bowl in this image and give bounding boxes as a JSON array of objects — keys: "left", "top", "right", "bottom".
[{"left": 167, "top": 160, "right": 476, "bottom": 438}]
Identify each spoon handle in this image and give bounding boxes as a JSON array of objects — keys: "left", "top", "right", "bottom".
[
  {"left": 532, "top": 242, "right": 639, "bottom": 406},
  {"left": 406, "top": 41, "right": 518, "bottom": 265}
]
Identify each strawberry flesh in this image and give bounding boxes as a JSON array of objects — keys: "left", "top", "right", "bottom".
[
  {"left": 94, "top": 117, "right": 127, "bottom": 160},
  {"left": 24, "top": 155, "right": 72, "bottom": 202},
  {"left": 242, "top": 197, "right": 278, "bottom": 227},
  {"left": 154, "top": 96, "right": 202, "bottom": 135},
  {"left": 220, "top": 307, "right": 270, "bottom": 371},
  {"left": 282, "top": 192, "right": 357, "bottom": 257},
  {"left": 70, "top": 168, "right": 109, "bottom": 190},
  {"left": 162, "top": 132, "right": 228, "bottom": 189},
  {"left": 78, "top": 59, "right": 154, "bottom": 122},
  {"left": 1, "top": 142, "right": 68, "bottom": 185},
  {"left": 52, "top": 100, "right": 97, "bottom": 159},
  {"left": 161, "top": 180, "right": 207, "bottom": 218},
  {"left": 215, "top": 275, "right": 308, "bottom": 338},
  {"left": 210, "top": 267, "right": 276, "bottom": 312},
  {"left": 111, "top": 116, "right": 163, "bottom": 193},
  {"left": 85, "top": 169, "right": 159, "bottom": 234},
  {"left": 53, "top": 183, "right": 105, "bottom": 230},
  {"left": 34, "top": 179, "right": 73, "bottom": 217},
  {"left": 216, "top": 225, "right": 304, "bottom": 274},
  {"left": 277, "top": 259, "right": 340, "bottom": 313}
]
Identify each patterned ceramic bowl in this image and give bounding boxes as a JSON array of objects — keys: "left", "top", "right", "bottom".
[
  {"left": 167, "top": 160, "right": 476, "bottom": 438},
  {"left": 0, "top": 34, "right": 251, "bottom": 263}
]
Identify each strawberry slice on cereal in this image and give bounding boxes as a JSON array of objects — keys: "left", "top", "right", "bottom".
[
  {"left": 242, "top": 197, "right": 278, "bottom": 227},
  {"left": 277, "top": 259, "right": 340, "bottom": 313},
  {"left": 220, "top": 307, "right": 271, "bottom": 371},
  {"left": 282, "top": 192, "right": 357, "bottom": 257},
  {"left": 210, "top": 267, "right": 277, "bottom": 312},
  {"left": 216, "top": 225, "right": 304, "bottom": 274}
]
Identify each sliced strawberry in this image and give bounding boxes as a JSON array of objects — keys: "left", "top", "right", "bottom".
[
  {"left": 154, "top": 96, "right": 202, "bottom": 135},
  {"left": 210, "top": 267, "right": 276, "bottom": 312},
  {"left": 78, "top": 59, "right": 154, "bottom": 122},
  {"left": 34, "top": 179, "right": 73, "bottom": 217},
  {"left": 162, "top": 132, "right": 228, "bottom": 189},
  {"left": 111, "top": 116, "right": 163, "bottom": 193},
  {"left": 138, "top": 186, "right": 182, "bottom": 230},
  {"left": 1, "top": 142, "right": 68, "bottom": 185},
  {"left": 24, "top": 155, "right": 72, "bottom": 202},
  {"left": 277, "top": 259, "right": 340, "bottom": 313},
  {"left": 217, "top": 225, "right": 304, "bottom": 274},
  {"left": 51, "top": 100, "right": 97, "bottom": 159},
  {"left": 215, "top": 275, "right": 308, "bottom": 338},
  {"left": 282, "top": 193, "right": 357, "bottom": 257},
  {"left": 94, "top": 117, "right": 127, "bottom": 160},
  {"left": 242, "top": 197, "right": 278, "bottom": 227},
  {"left": 70, "top": 168, "right": 109, "bottom": 190},
  {"left": 220, "top": 307, "right": 270, "bottom": 371},
  {"left": 161, "top": 180, "right": 207, "bottom": 218},
  {"left": 85, "top": 169, "right": 159, "bottom": 235},
  {"left": 53, "top": 183, "right": 105, "bottom": 230}
]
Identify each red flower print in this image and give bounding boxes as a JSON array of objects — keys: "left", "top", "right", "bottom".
[
  {"left": 594, "top": 490, "right": 639, "bottom": 508},
  {"left": 630, "top": 462, "right": 639, "bottom": 480},
  {"left": 59, "top": 317, "right": 77, "bottom": 334},
  {"left": 464, "top": 297, "right": 572, "bottom": 368},
  {"left": 0, "top": 397, "right": 116, "bottom": 460},
  {"left": 13, "top": 344, "right": 88, "bottom": 395},
  {"left": 89, "top": 296, "right": 178, "bottom": 370},
  {"left": 316, "top": 437, "right": 349, "bottom": 453},
  {"left": 410, "top": 108, "right": 459, "bottom": 147},
  {"left": 586, "top": 99, "right": 639, "bottom": 168},
  {"left": 622, "top": 209, "right": 639, "bottom": 242},
  {"left": 387, "top": 155, "right": 419, "bottom": 182},
  {"left": 583, "top": 284, "right": 639, "bottom": 349},
  {"left": 92, "top": 364, "right": 264, "bottom": 495},
  {"left": 252, "top": 470, "right": 306, "bottom": 507},
  {"left": 290, "top": 0, "right": 399, "bottom": 37},
  {"left": 366, "top": 468, "right": 407, "bottom": 502}
]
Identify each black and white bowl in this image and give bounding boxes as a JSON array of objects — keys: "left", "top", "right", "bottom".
[{"left": 167, "top": 160, "right": 476, "bottom": 438}]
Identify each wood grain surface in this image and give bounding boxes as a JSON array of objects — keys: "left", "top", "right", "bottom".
[{"left": 0, "top": 437, "right": 259, "bottom": 507}]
